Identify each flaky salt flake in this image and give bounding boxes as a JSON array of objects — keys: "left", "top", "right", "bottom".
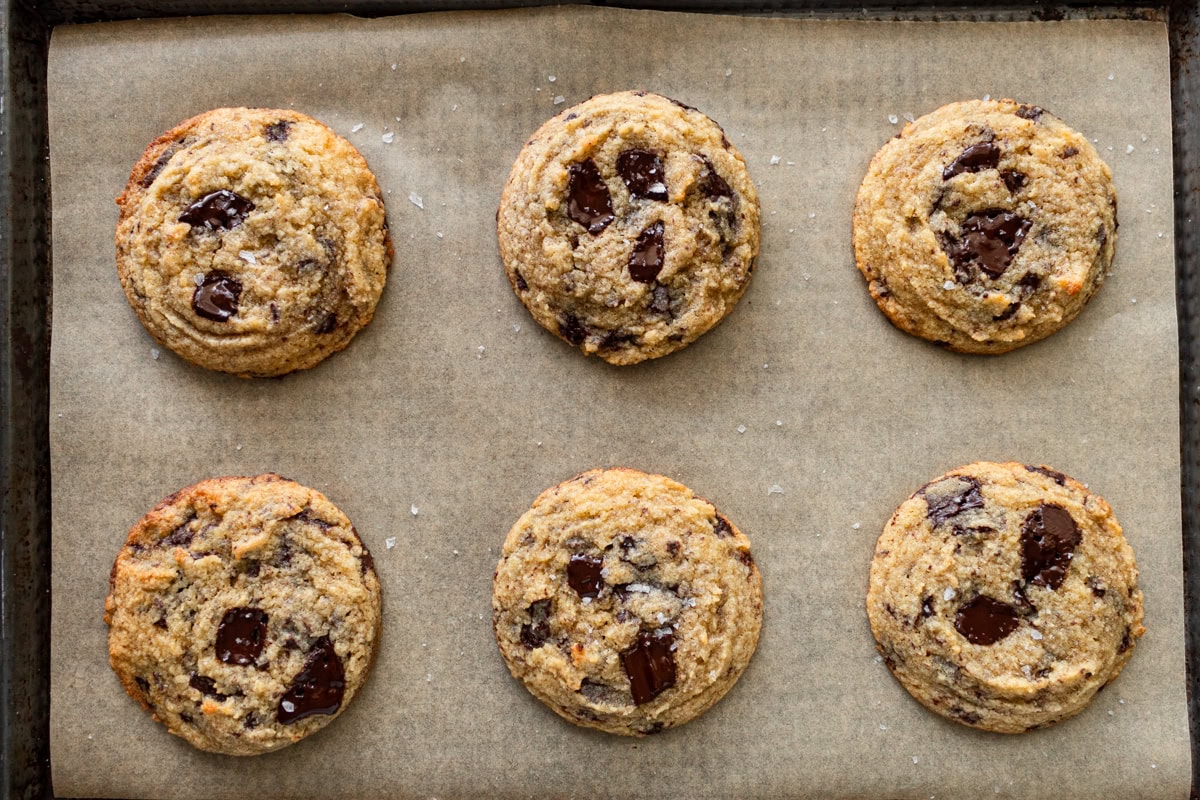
[
  {"left": 943, "top": 587, "right": 956, "bottom": 601},
  {"left": 411, "top": 504, "right": 419, "bottom": 516},
  {"left": 903, "top": 112, "right": 915, "bottom": 123},
  {"left": 1131, "top": 298, "right": 1138, "bottom": 304},
  {"left": 769, "top": 155, "right": 781, "bottom": 165},
  {"left": 409, "top": 192, "right": 424, "bottom": 209},
  {"left": 737, "top": 424, "right": 747, "bottom": 434},
  {"left": 385, "top": 537, "right": 397, "bottom": 549},
  {"left": 943, "top": 280, "right": 955, "bottom": 290},
  {"left": 767, "top": 484, "right": 784, "bottom": 495},
  {"left": 238, "top": 250, "right": 257, "bottom": 264},
  {"left": 1158, "top": 232, "right": 1165, "bottom": 238},
  {"left": 879, "top": 723, "right": 888, "bottom": 730},
  {"left": 552, "top": 95, "right": 565, "bottom": 105},
  {"left": 912, "top": 756, "right": 920, "bottom": 765},
  {"left": 425, "top": 673, "right": 432, "bottom": 682},
  {"left": 436, "top": 231, "right": 444, "bottom": 239},
  {"left": 150, "top": 348, "right": 160, "bottom": 360},
  {"left": 477, "top": 345, "right": 486, "bottom": 358},
  {"left": 1108, "top": 72, "right": 1115, "bottom": 80},
  {"left": 235, "top": 444, "right": 243, "bottom": 451},
  {"left": 982, "top": 93, "right": 991, "bottom": 101},
  {"left": 852, "top": 522, "right": 861, "bottom": 530},
  {"left": 888, "top": 114, "right": 899, "bottom": 124},
  {"left": 808, "top": 212, "right": 816, "bottom": 219},
  {"left": 1126, "top": 144, "right": 1135, "bottom": 154},
  {"left": 351, "top": 123, "right": 364, "bottom": 133},
  {"left": 1108, "top": 710, "right": 1115, "bottom": 716},
  {"left": 382, "top": 131, "right": 395, "bottom": 144},
  {"left": 725, "top": 68, "right": 733, "bottom": 77},
  {"left": 391, "top": 63, "right": 397, "bottom": 71},
  {"left": 452, "top": 549, "right": 459, "bottom": 555},
  {"left": 1030, "top": 629, "right": 1044, "bottom": 640},
  {"left": 459, "top": 56, "right": 466, "bottom": 62},
  {"left": 875, "top": 655, "right": 884, "bottom": 663},
  {"left": 512, "top": 323, "right": 521, "bottom": 333},
  {"left": 548, "top": 75, "right": 556, "bottom": 82},
  {"left": 776, "top": 420, "right": 783, "bottom": 426}
]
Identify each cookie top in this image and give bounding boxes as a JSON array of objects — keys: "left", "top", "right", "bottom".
[
  {"left": 492, "top": 468, "right": 763, "bottom": 736},
  {"left": 105, "top": 474, "right": 382, "bottom": 755},
  {"left": 115, "top": 107, "right": 392, "bottom": 378},
  {"left": 853, "top": 99, "right": 1116, "bottom": 354},
  {"left": 867, "top": 462, "right": 1143, "bottom": 733},
  {"left": 497, "top": 91, "right": 760, "bottom": 365}
]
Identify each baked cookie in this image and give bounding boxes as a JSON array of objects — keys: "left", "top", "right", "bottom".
[
  {"left": 116, "top": 108, "right": 391, "bottom": 378},
  {"left": 105, "top": 474, "right": 382, "bottom": 755},
  {"left": 497, "top": 91, "right": 760, "bottom": 365},
  {"left": 492, "top": 468, "right": 763, "bottom": 735},
  {"left": 867, "top": 462, "right": 1143, "bottom": 733},
  {"left": 853, "top": 99, "right": 1116, "bottom": 353}
]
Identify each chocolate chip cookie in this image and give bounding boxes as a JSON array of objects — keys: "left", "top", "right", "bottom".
[
  {"left": 497, "top": 91, "right": 761, "bottom": 365},
  {"left": 105, "top": 474, "right": 382, "bottom": 755},
  {"left": 867, "top": 462, "right": 1143, "bottom": 733},
  {"left": 116, "top": 108, "right": 392, "bottom": 377},
  {"left": 853, "top": 100, "right": 1116, "bottom": 353},
  {"left": 493, "top": 468, "right": 763, "bottom": 735}
]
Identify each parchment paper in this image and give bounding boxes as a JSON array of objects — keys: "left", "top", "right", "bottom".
[{"left": 47, "top": 7, "right": 1187, "bottom": 798}]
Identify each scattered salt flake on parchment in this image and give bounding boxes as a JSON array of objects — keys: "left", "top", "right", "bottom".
[
  {"left": 903, "top": 112, "right": 915, "bottom": 123},
  {"left": 769, "top": 155, "right": 781, "bottom": 165},
  {"left": 1108, "top": 72, "right": 1115, "bottom": 80},
  {"left": 767, "top": 484, "right": 784, "bottom": 495},
  {"left": 385, "top": 537, "right": 397, "bottom": 549},
  {"left": 1126, "top": 144, "right": 1135, "bottom": 154},
  {"left": 409, "top": 192, "right": 424, "bottom": 209},
  {"left": 411, "top": 504, "right": 419, "bottom": 516},
  {"left": 150, "top": 348, "right": 160, "bottom": 360},
  {"left": 912, "top": 756, "right": 919, "bottom": 765},
  {"left": 391, "top": 63, "right": 397, "bottom": 71},
  {"left": 548, "top": 75, "right": 556, "bottom": 82},
  {"left": 351, "top": 123, "right": 364, "bottom": 133},
  {"left": 852, "top": 522, "right": 861, "bottom": 530},
  {"left": 725, "top": 68, "right": 733, "bottom": 77},
  {"left": 382, "top": 131, "right": 395, "bottom": 144},
  {"left": 737, "top": 425, "right": 747, "bottom": 434},
  {"left": 552, "top": 95, "right": 565, "bottom": 105},
  {"left": 888, "top": 114, "right": 899, "bottom": 124}
]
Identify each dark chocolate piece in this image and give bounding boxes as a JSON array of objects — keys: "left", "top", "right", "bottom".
[
  {"left": 1021, "top": 503, "right": 1081, "bottom": 590},
  {"left": 1000, "top": 170, "right": 1027, "bottom": 193},
  {"left": 192, "top": 271, "right": 243, "bottom": 322},
  {"left": 943, "top": 209, "right": 1031, "bottom": 280},
  {"left": 924, "top": 477, "right": 985, "bottom": 527},
  {"left": 558, "top": 313, "right": 588, "bottom": 346},
  {"left": 520, "top": 599, "right": 552, "bottom": 649},
  {"left": 628, "top": 222, "right": 665, "bottom": 283},
  {"left": 277, "top": 636, "right": 345, "bottom": 724},
  {"left": 617, "top": 150, "right": 669, "bottom": 201},
  {"left": 954, "top": 595, "right": 1020, "bottom": 645},
  {"left": 699, "top": 157, "right": 733, "bottom": 200},
  {"left": 265, "top": 120, "right": 292, "bottom": 142},
  {"left": 566, "top": 160, "right": 614, "bottom": 234},
  {"left": 216, "top": 607, "right": 268, "bottom": 666},
  {"left": 621, "top": 629, "right": 676, "bottom": 705},
  {"left": 942, "top": 142, "right": 1001, "bottom": 180},
  {"left": 1025, "top": 465, "right": 1067, "bottom": 485},
  {"left": 567, "top": 554, "right": 604, "bottom": 599},
  {"left": 179, "top": 189, "right": 254, "bottom": 231},
  {"left": 189, "top": 674, "right": 230, "bottom": 700}
]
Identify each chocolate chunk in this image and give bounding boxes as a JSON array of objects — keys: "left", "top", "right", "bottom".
[
  {"left": 244, "top": 559, "right": 261, "bottom": 578},
  {"left": 189, "top": 674, "right": 229, "bottom": 700},
  {"left": 621, "top": 629, "right": 676, "bottom": 705},
  {"left": 179, "top": 189, "right": 255, "bottom": 231},
  {"left": 943, "top": 209, "right": 1031, "bottom": 280},
  {"left": 666, "top": 97, "right": 697, "bottom": 112},
  {"left": 313, "top": 313, "right": 338, "bottom": 334},
  {"left": 566, "top": 159, "right": 614, "bottom": 234},
  {"left": 598, "top": 330, "right": 637, "bottom": 352},
  {"left": 699, "top": 157, "right": 733, "bottom": 200},
  {"left": 628, "top": 222, "right": 665, "bottom": 283},
  {"left": 1086, "top": 576, "right": 1107, "bottom": 598},
  {"left": 162, "top": 522, "right": 195, "bottom": 549},
  {"left": 277, "top": 636, "right": 345, "bottom": 724},
  {"left": 558, "top": 313, "right": 588, "bottom": 346},
  {"left": 265, "top": 120, "right": 292, "bottom": 142},
  {"left": 1119, "top": 628, "right": 1133, "bottom": 653},
  {"left": 712, "top": 514, "right": 732, "bottom": 538},
  {"left": 738, "top": 550, "right": 755, "bottom": 569},
  {"left": 192, "top": 271, "right": 242, "bottom": 322},
  {"left": 949, "top": 706, "right": 982, "bottom": 725},
  {"left": 1021, "top": 503, "right": 1081, "bottom": 590},
  {"left": 243, "top": 713, "right": 260, "bottom": 730},
  {"left": 359, "top": 548, "right": 374, "bottom": 577},
  {"left": 1017, "top": 272, "right": 1042, "bottom": 292},
  {"left": 650, "top": 284, "right": 671, "bottom": 314},
  {"left": 520, "top": 599, "right": 552, "bottom": 649},
  {"left": 921, "top": 596, "right": 935, "bottom": 617},
  {"left": 1016, "top": 105, "right": 1044, "bottom": 121},
  {"left": 135, "top": 676, "right": 150, "bottom": 694},
  {"left": 666, "top": 541, "right": 681, "bottom": 557},
  {"left": 954, "top": 595, "right": 1020, "bottom": 645},
  {"left": 179, "top": 712, "right": 194, "bottom": 724},
  {"left": 567, "top": 554, "right": 604, "bottom": 599},
  {"left": 153, "top": 617, "right": 168, "bottom": 630},
  {"left": 993, "top": 301, "right": 1022, "bottom": 322},
  {"left": 617, "top": 150, "right": 669, "bottom": 201},
  {"left": 140, "top": 143, "right": 181, "bottom": 188},
  {"left": 514, "top": 271, "right": 528, "bottom": 291},
  {"left": 563, "top": 112, "right": 578, "bottom": 122},
  {"left": 942, "top": 142, "right": 1000, "bottom": 180},
  {"left": 1025, "top": 465, "right": 1066, "bottom": 485},
  {"left": 1000, "top": 170, "right": 1027, "bottom": 194},
  {"left": 216, "top": 607, "right": 269, "bottom": 666},
  {"left": 1011, "top": 581, "right": 1036, "bottom": 616},
  {"left": 1061, "top": 146, "right": 1079, "bottom": 158},
  {"left": 924, "top": 476, "right": 985, "bottom": 527}
]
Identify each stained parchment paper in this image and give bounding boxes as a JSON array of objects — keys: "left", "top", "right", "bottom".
[{"left": 47, "top": 7, "right": 1187, "bottom": 798}]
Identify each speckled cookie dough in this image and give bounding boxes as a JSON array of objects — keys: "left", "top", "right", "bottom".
[
  {"left": 116, "top": 107, "right": 392, "bottom": 377},
  {"left": 867, "top": 462, "right": 1143, "bottom": 733},
  {"left": 497, "top": 91, "right": 760, "bottom": 365},
  {"left": 492, "top": 468, "right": 763, "bottom": 735},
  {"left": 105, "top": 474, "right": 382, "bottom": 755},
  {"left": 853, "top": 99, "right": 1116, "bottom": 353}
]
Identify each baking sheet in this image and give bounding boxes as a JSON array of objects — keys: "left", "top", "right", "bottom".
[{"left": 46, "top": 7, "right": 1187, "bottom": 798}]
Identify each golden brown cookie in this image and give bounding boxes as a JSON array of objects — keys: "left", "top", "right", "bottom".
[
  {"left": 105, "top": 474, "right": 382, "bottom": 755},
  {"left": 493, "top": 468, "right": 763, "bottom": 735},
  {"left": 497, "top": 91, "right": 760, "bottom": 365},
  {"left": 853, "top": 100, "right": 1116, "bottom": 353},
  {"left": 867, "top": 462, "right": 1143, "bottom": 733},
  {"left": 116, "top": 108, "right": 391, "bottom": 377}
]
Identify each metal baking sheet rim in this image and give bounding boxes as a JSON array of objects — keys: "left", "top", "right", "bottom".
[{"left": 2, "top": 1, "right": 1198, "bottom": 797}]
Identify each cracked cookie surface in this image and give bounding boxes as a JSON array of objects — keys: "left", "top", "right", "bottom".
[
  {"left": 497, "top": 91, "right": 760, "bottom": 365},
  {"left": 493, "top": 468, "right": 762, "bottom": 735},
  {"left": 853, "top": 99, "right": 1116, "bottom": 353},
  {"left": 867, "top": 462, "right": 1143, "bottom": 733},
  {"left": 105, "top": 474, "right": 382, "bottom": 755},
  {"left": 116, "top": 107, "right": 391, "bottom": 377}
]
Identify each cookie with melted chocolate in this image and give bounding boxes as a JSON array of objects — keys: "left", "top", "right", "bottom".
[
  {"left": 105, "top": 474, "right": 381, "bottom": 755},
  {"left": 492, "top": 468, "right": 762, "bottom": 735},
  {"left": 115, "top": 107, "right": 392, "bottom": 377},
  {"left": 853, "top": 99, "right": 1116, "bottom": 353},
  {"left": 867, "top": 462, "right": 1143, "bottom": 733},
  {"left": 497, "top": 91, "right": 760, "bottom": 365}
]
